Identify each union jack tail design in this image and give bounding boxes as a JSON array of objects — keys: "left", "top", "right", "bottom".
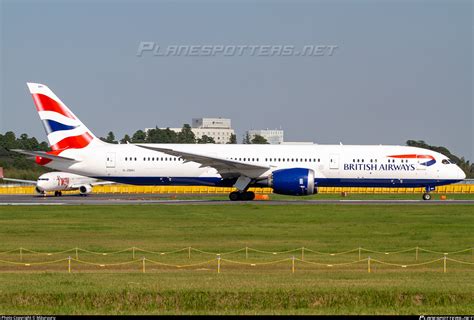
[{"left": 27, "top": 83, "right": 103, "bottom": 151}]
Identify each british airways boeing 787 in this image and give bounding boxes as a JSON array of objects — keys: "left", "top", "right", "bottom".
[{"left": 14, "top": 83, "right": 466, "bottom": 201}]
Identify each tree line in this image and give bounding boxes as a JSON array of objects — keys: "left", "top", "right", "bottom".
[
  {"left": 0, "top": 132, "right": 50, "bottom": 180},
  {"left": 100, "top": 125, "right": 269, "bottom": 144},
  {"left": 0, "top": 130, "right": 472, "bottom": 179}
]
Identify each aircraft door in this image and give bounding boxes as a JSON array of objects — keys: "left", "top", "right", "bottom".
[
  {"left": 329, "top": 154, "right": 339, "bottom": 169},
  {"left": 106, "top": 152, "right": 116, "bottom": 168}
]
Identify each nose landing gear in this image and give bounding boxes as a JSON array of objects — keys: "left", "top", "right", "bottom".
[
  {"left": 229, "top": 191, "right": 255, "bottom": 201},
  {"left": 422, "top": 193, "right": 432, "bottom": 201},
  {"left": 422, "top": 186, "right": 435, "bottom": 201}
]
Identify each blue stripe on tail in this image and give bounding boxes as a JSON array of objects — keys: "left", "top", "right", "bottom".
[{"left": 42, "top": 119, "right": 78, "bottom": 134}]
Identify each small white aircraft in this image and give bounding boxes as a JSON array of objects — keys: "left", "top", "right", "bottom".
[
  {"left": 12, "top": 83, "right": 466, "bottom": 201},
  {"left": 0, "top": 169, "right": 112, "bottom": 196}
]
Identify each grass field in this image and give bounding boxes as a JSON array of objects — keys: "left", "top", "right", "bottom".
[
  {"left": 170, "top": 193, "right": 474, "bottom": 201},
  {"left": 0, "top": 204, "right": 473, "bottom": 314}
]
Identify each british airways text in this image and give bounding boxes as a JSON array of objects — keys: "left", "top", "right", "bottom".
[{"left": 343, "top": 163, "right": 416, "bottom": 171}]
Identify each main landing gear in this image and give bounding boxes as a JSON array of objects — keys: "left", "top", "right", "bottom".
[
  {"left": 229, "top": 191, "right": 255, "bottom": 201},
  {"left": 54, "top": 191, "right": 63, "bottom": 197}
]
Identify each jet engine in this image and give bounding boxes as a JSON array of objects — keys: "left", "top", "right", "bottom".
[
  {"left": 79, "top": 185, "right": 92, "bottom": 195},
  {"left": 267, "top": 168, "right": 316, "bottom": 196}
]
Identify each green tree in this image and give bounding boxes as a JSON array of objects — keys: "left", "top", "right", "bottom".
[
  {"left": 105, "top": 131, "right": 117, "bottom": 144},
  {"left": 146, "top": 127, "right": 178, "bottom": 143},
  {"left": 120, "top": 134, "right": 131, "bottom": 144},
  {"left": 131, "top": 130, "right": 146, "bottom": 143},
  {"left": 177, "top": 124, "right": 195, "bottom": 143},
  {"left": 251, "top": 134, "right": 269, "bottom": 144},
  {"left": 242, "top": 133, "right": 251, "bottom": 144},
  {"left": 0, "top": 131, "right": 51, "bottom": 179},
  {"left": 2, "top": 131, "right": 17, "bottom": 150},
  {"left": 227, "top": 134, "right": 237, "bottom": 144},
  {"left": 197, "top": 135, "right": 216, "bottom": 144}
]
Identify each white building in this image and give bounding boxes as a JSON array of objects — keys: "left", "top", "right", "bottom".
[
  {"left": 190, "top": 118, "right": 234, "bottom": 144},
  {"left": 146, "top": 117, "right": 235, "bottom": 144},
  {"left": 246, "top": 129, "right": 284, "bottom": 144}
]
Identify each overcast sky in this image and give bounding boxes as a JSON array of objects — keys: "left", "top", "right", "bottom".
[{"left": 1, "top": 0, "right": 472, "bottom": 159}]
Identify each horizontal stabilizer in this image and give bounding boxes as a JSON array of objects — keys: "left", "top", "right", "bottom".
[{"left": 11, "top": 149, "right": 77, "bottom": 162}]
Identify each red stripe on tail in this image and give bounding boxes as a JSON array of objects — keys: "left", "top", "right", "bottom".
[
  {"left": 35, "top": 133, "right": 93, "bottom": 166},
  {"left": 51, "top": 132, "right": 93, "bottom": 151},
  {"left": 32, "top": 93, "right": 76, "bottom": 119}
]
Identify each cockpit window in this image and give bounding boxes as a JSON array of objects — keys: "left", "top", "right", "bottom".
[
  {"left": 442, "top": 159, "right": 456, "bottom": 165},
  {"left": 38, "top": 178, "right": 49, "bottom": 181}
]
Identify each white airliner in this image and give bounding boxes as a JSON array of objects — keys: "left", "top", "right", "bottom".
[
  {"left": 13, "top": 83, "right": 465, "bottom": 201},
  {"left": 0, "top": 169, "right": 112, "bottom": 196}
]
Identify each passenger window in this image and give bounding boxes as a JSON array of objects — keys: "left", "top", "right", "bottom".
[{"left": 442, "top": 159, "right": 450, "bottom": 164}]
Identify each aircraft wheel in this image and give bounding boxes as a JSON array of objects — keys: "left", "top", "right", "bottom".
[
  {"left": 58, "top": 191, "right": 63, "bottom": 196},
  {"left": 244, "top": 191, "right": 255, "bottom": 201},
  {"left": 54, "top": 191, "right": 59, "bottom": 197},
  {"left": 422, "top": 193, "right": 432, "bottom": 201},
  {"left": 229, "top": 191, "right": 256, "bottom": 201},
  {"left": 229, "top": 192, "right": 240, "bottom": 201}
]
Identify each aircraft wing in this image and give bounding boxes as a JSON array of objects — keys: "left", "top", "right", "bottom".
[
  {"left": 90, "top": 181, "right": 116, "bottom": 186},
  {"left": 0, "top": 168, "right": 36, "bottom": 184},
  {"left": 69, "top": 181, "right": 116, "bottom": 189},
  {"left": 1, "top": 177, "right": 37, "bottom": 185},
  {"left": 11, "top": 149, "right": 77, "bottom": 162},
  {"left": 137, "top": 145, "right": 270, "bottom": 179}
]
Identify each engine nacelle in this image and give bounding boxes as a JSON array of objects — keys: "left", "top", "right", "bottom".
[
  {"left": 35, "top": 187, "right": 44, "bottom": 195},
  {"left": 79, "top": 185, "right": 92, "bottom": 195},
  {"left": 268, "top": 168, "right": 316, "bottom": 196}
]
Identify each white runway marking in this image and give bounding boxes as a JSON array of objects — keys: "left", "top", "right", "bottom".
[{"left": 0, "top": 203, "right": 65, "bottom": 206}]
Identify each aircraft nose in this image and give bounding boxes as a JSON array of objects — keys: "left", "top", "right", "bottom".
[
  {"left": 36, "top": 182, "right": 45, "bottom": 191},
  {"left": 456, "top": 166, "right": 466, "bottom": 180}
]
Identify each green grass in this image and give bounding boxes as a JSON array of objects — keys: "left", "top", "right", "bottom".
[
  {"left": 0, "top": 204, "right": 473, "bottom": 314},
  {"left": 170, "top": 193, "right": 474, "bottom": 201}
]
